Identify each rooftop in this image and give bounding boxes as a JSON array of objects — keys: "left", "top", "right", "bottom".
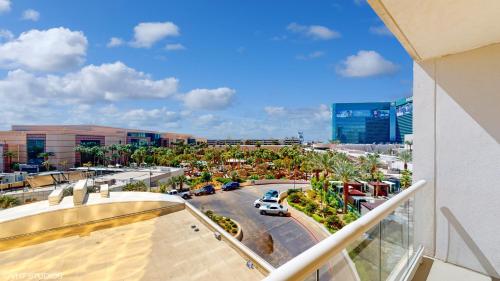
[{"left": 0, "top": 209, "right": 263, "bottom": 281}]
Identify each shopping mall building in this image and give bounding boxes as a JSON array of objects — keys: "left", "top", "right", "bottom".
[
  {"left": 331, "top": 96, "right": 413, "bottom": 144},
  {"left": 0, "top": 125, "right": 205, "bottom": 171}
]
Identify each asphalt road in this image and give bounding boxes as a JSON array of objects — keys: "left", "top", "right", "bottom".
[{"left": 189, "top": 183, "right": 317, "bottom": 267}]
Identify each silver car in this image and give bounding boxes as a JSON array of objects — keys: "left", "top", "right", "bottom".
[
  {"left": 259, "top": 203, "right": 288, "bottom": 216},
  {"left": 254, "top": 197, "right": 278, "bottom": 208}
]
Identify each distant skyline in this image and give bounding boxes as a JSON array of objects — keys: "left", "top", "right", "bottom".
[{"left": 0, "top": 0, "right": 412, "bottom": 141}]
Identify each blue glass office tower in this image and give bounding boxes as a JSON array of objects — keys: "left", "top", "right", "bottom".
[
  {"left": 332, "top": 102, "right": 392, "bottom": 144},
  {"left": 331, "top": 97, "right": 413, "bottom": 144},
  {"left": 392, "top": 96, "right": 413, "bottom": 143}
]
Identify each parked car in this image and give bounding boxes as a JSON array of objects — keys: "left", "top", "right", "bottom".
[
  {"left": 193, "top": 185, "right": 216, "bottom": 196},
  {"left": 264, "top": 189, "right": 279, "bottom": 198},
  {"left": 253, "top": 196, "right": 278, "bottom": 208},
  {"left": 259, "top": 203, "right": 289, "bottom": 216},
  {"left": 167, "top": 189, "right": 191, "bottom": 199},
  {"left": 222, "top": 181, "right": 240, "bottom": 191}
]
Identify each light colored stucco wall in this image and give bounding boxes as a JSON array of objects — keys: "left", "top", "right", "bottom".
[
  {"left": 0, "top": 132, "right": 27, "bottom": 163},
  {"left": 46, "top": 133, "right": 76, "bottom": 169},
  {"left": 413, "top": 43, "right": 500, "bottom": 278}
]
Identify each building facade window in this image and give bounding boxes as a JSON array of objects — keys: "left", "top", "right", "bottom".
[{"left": 26, "top": 134, "right": 46, "bottom": 165}]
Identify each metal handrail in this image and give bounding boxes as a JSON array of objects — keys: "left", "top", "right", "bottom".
[{"left": 264, "top": 179, "right": 427, "bottom": 281}]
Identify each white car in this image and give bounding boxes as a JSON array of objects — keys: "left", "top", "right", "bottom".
[
  {"left": 167, "top": 189, "right": 191, "bottom": 199},
  {"left": 253, "top": 197, "right": 279, "bottom": 208},
  {"left": 259, "top": 203, "right": 288, "bottom": 216}
]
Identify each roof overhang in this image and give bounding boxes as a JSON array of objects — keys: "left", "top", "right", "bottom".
[{"left": 368, "top": 0, "right": 500, "bottom": 61}]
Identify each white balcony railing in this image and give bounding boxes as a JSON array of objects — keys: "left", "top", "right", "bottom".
[{"left": 264, "top": 179, "right": 427, "bottom": 281}]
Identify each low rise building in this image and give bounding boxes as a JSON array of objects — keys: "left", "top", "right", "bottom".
[
  {"left": 207, "top": 138, "right": 301, "bottom": 146},
  {"left": 0, "top": 125, "right": 205, "bottom": 170}
]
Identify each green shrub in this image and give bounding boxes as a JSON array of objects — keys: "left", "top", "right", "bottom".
[
  {"left": 343, "top": 212, "right": 359, "bottom": 224},
  {"left": 201, "top": 171, "right": 212, "bottom": 183},
  {"left": 0, "top": 195, "right": 20, "bottom": 209},
  {"left": 248, "top": 175, "right": 259, "bottom": 180},
  {"left": 158, "top": 183, "right": 168, "bottom": 193},
  {"left": 325, "top": 214, "right": 343, "bottom": 231},
  {"left": 304, "top": 201, "right": 318, "bottom": 215},
  {"left": 287, "top": 188, "right": 300, "bottom": 195},
  {"left": 312, "top": 213, "right": 325, "bottom": 224},
  {"left": 215, "top": 177, "right": 231, "bottom": 184},
  {"left": 123, "top": 181, "right": 148, "bottom": 191},
  {"left": 288, "top": 193, "right": 302, "bottom": 204},
  {"left": 319, "top": 206, "right": 336, "bottom": 216},
  {"left": 265, "top": 174, "right": 275, "bottom": 179},
  {"left": 306, "top": 189, "right": 317, "bottom": 199}
]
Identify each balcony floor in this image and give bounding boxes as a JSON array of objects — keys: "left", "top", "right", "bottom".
[{"left": 412, "top": 257, "right": 493, "bottom": 281}]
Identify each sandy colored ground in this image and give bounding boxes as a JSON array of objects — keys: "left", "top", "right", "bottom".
[{"left": 0, "top": 210, "right": 263, "bottom": 281}]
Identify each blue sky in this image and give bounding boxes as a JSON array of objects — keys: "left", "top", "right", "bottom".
[{"left": 0, "top": 0, "right": 412, "bottom": 141}]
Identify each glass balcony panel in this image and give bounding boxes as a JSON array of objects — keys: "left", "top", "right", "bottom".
[{"left": 380, "top": 197, "right": 412, "bottom": 281}]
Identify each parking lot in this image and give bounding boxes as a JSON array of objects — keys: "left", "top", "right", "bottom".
[{"left": 189, "top": 183, "right": 316, "bottom": 267}]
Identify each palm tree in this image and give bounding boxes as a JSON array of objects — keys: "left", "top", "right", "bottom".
[
  {"left": 38, "top": 152, "right": 55, "bottom": 171},
  {"left": 3, "top": 151, "right": 16, "bottom": 172},
  {"left": 117, "top": 144, "right": 132, "bottom": 166},
  {"left": 311, "top": 153, "right": 334, "bottom": 180},
  {"left": 400, "top": 170, "right": 412, "bottom": 189},
  {"left": 335, "top": 159, "right": 359, "bottom": 214},
  {"left": 166, "top": 176, "right": 178, "bottom": 190},
  {"left": 108, "top": 144, "right": 120, "bottom": 164},
  {"left": 398, "top": 150, "right": 412, "bottom": 170},
  {"left": 366, "top": 153, "right": 380, "bottom": 181},
  {"left": 300, "top": 159, "right": 313, "bottom": 180},
  {"left": 131, "top": 147, "right": 147, "bottom": 166},
  {"left": 404, "top": 140, "right": 413, "bottom": 152},
  {"left": 177, "top": 175, "right": 188, "bottom": 190}
]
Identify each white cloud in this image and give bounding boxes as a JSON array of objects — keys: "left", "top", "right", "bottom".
[
  {"left": 121, "top": 108, "right": 180, "bottom": 127},
  {"left": 0, "top": 0, "right": 11, "bottom": 13},
  {"left": 194, "top": 114, "right": 222, "bottom": 127},
  {"left": 63, "top": 104, "right": 182, "bottom": 130},
  {"left": 264, "top": 106, "right": 286, "bottom": 116},
  {"left": 201, "top": 104, "right": 332, "bottom": 140},
  {"left": 287, "top": 23, "right": 340, "bottom": 40},
  {"left": 0, "top": 27, "right": 87, "bottom": 72},
  {"left": 314, "top": 104, "right": 331, "bottom": 121},
  {"left": 0, "top": 29, "right": 13, "bottom": 41},
  {"left": 22, "top": 9, "right": 40, "bottom": 21},
  {"left": 369, "top": 25, "right": 393, "bottom": 36},
  {"left": 0, "top": 61, "right": 179, "bottom": 106},
  {"left": 165, "top": 43, "right": 185, "bottom": 51},
  {"left": 107, "top": 37, "right": 124, "bottom": 48},
  {"left": 183, "top": 87, "right": 235, "bottom": 110},
  {"left": 296, "top": 51, "right": 325, "bottom": 60},
  {"left": 336, "top": 50, "right": 399, "bottom": 78},
  {"left": 131, "top": 22, "right": 179, "bottom": 48}
]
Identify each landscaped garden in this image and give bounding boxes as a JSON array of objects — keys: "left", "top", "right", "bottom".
[
  {"left": 0, "top": 195, "right": 20, "bottom": 209},
  {"left": 203, "top": 209, "right": 239, "bottom": 236}
]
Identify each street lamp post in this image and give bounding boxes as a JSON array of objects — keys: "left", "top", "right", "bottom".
[{"left": 149, "top": 168, "right": 152, "bottom": 192}]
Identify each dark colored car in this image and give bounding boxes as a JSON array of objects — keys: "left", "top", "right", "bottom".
[
  {"left": 264, "top": 189, "right": 279, "bottom": 198},
  {"left": 194, "top": 185, "right": 216, "bottom": 196},
  {"left": 222, "top": 181, "right": 240, "bottom": 191}
]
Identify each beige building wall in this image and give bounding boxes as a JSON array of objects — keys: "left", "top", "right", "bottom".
[
  {"left": 413, "top": 43, "right": 500, "bottom": 278},
  {"left": 0, "top": 131, "right": 27, "bottom": 163},
  {"left": 46, "top": 133, "right": 76, "bottom": 170}
]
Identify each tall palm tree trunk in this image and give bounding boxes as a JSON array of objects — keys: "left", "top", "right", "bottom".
[{"left": 343, "top": 182, "right": 349, "bottom": 214}]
